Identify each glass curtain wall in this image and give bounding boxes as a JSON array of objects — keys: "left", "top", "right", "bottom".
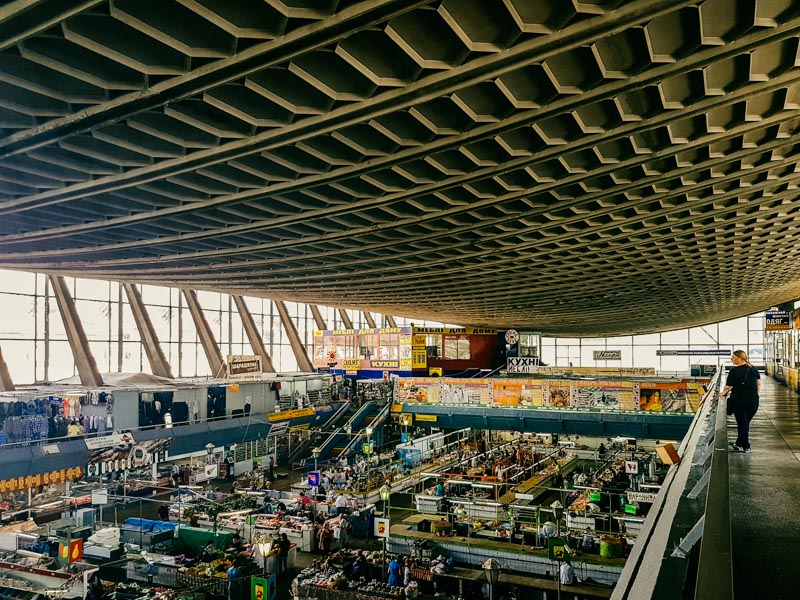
[
  {"left": 540, "top": 313, "right": 766, "bottom": 372},
  {"left": 0, "top": 270, "right": 449, "bottom": 384},
  {"left": 0, "top": 269, "right": 767, "bottom": 384}
]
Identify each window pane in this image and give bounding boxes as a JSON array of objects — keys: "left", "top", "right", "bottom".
[
  {"left": 718, "top": 317, "right": 747, "bottom": 345},
  {"left": 689, "top": 325, "right": 718, "bottom": 345}
]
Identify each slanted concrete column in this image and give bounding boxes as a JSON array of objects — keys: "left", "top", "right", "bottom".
[
  {"left": 232, "top": 295, "right": 275, "bottom": 372},
  {"left": 274, "top": 301, "right": 314, "bottom": 372},
  {"left": 0, "top": 347, "right": 15, "bottom": 391},
  {"left": 182, "top": 289, "right": 225, "bottom": 378},
  {"left": 123, "top": 283, "right": 174, "bottom": 379},
  {"left": 363, "top": 312, "right": 376, "bottom": 328},
  {"left": 48, "top": 275, "right": 103, "bottom": 386},
  {"left": 310, "top": 305, "right": 327, "bottom": 330},
  {"left": 338, "top": 309, "right": 353, "bottom": 329},
  {"left": 383, "top": 315, "right": 397, "bottom": 328}
]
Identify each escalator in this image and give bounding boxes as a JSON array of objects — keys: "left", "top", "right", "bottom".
[
  {"left": 286, "top": 401, "right": 351, "bottom": 465},
  {"left": 315, "top": 401, "right": 382, "bottom": 460},
  {"left": 334, "top": 401, "right": 392, "bottom": 460}
]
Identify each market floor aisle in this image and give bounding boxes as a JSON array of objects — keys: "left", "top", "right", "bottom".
[{"left": 729, "top": 375, "right": 800, "bottom": 600}]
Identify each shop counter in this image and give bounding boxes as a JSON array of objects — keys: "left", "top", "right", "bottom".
[
  {"left": 258, "top": 542, "right": 297, "bottom": 572},
  {"left": 414, "top": 494, "right": 444, "bottom": 515},
  {"left": 387, "top": 522, "right": 626, "bottom": 586},
  {"left": 252, "top": 524, "right": 314, "bottom": 552},
  {"left": 448, "top": 498, "right": 504, "bottom": 520}
]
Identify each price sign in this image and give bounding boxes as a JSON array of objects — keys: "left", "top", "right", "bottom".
[{"left": 307, "top": 471, "right": 320, "bottom": 487}]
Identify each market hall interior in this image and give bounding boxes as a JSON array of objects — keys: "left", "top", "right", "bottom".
[{"left": 3, "top": 1, "right": 800, "bottom": 600}]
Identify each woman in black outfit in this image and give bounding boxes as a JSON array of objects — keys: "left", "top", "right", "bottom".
[{"left": 722, "top": 350, "right": 760, "bottom": 453}]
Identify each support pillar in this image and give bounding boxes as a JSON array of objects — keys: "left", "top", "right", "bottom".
[
  {"left": 123, "top": 283, "right": 174, "bottom": 379},
  {"left": 383, "top": 315, "right": 397, "bottom": 328},
  {"left": 363, "top": 311, "right": 376, "bottom": 328},
  {"left": 48, "top": 275, "right": 103, "bottom": 386},
  {"left": 274, "top": 301, "right": 314, "bottom": 372},
  {"left": 0, "top": 347, "right": 15, "bottom": 391},
  {"left": 338, "top": 309, "right": 353, "bottom": 330},
  {"left": 309, "top": 305, "right": 327, "bottom": 330},
  {"left": 232, "top": 295, "right": 275, "bottom": 372},
  {"left": 182, "top": 289, "right": 225, "bottom": 378}
]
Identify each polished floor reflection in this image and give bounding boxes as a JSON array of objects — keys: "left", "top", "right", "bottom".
[{"left": 729, "top": 375, "right": 800, "bottom": 599}]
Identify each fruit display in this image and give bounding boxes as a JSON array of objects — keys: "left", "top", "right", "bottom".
[{"left": 291, "top": 563, "right": 405, "bottom": 599}]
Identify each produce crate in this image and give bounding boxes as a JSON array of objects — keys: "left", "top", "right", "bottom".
[
  {"left": 411, "top": 567, "right": 432, "bottom": 582},
  {"left": 176, "top": 571, "right": 228, "bottom": 597}
]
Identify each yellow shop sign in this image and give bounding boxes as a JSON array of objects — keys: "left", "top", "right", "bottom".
[
  {"left": 415, "top": 414, "right": 438, "bottom": 422},
  {"left": 268, "top": 407, "right": 315, "bottom": 422}
]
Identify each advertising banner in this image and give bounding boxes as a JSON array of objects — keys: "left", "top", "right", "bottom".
[
  {"left": 543, "top": 381, "right": 572, "bottom": 407},
  {"left": 492, "top": 379, "right": 543, "bottom": 407},
  {"left": 85, "top": 438, "right": 170, "bottom": 476},
  {"left": 571, "top": 381, "right": 635, "bottom": 410},
  {"left": 394, "top": 376, "right": 701, "bottom": 413},
  {"left": 593, "top": 350, "right": 621, "bottom": 360},
  {"left": 85, "top": 432, "right": 135, "bottom": 450},
  {"left": 394, "top": 379, "right": 439, "bottom": 403},
  {"left": 440, "top": 379, "right": 490, "bottom": 405}
]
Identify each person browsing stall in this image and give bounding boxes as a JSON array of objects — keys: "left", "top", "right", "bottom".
[
  {"left": 277, "top": 533, "right": 290, "bottom": 574},
  {"left": 335, "top": 492, "right": 347, "bottom": 515}
]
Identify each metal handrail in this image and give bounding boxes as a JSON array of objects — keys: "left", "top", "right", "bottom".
[
  {"left": 611, "top": 368, "right": 725, "bottom": 599},
  {"left": 694, "top": 367, "right": 732, "bottom": 599}
]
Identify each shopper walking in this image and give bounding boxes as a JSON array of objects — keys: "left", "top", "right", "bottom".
[
  {"left": 366, "top": 510, "right": 375, "bottom": 545},
  {"left": 387, "top": 556, "right": 401, "bottom": 587},
  {"left": 318, "top": 522, "right": 334, "bottom": 554},
  {"left": 723, "top": 350, "right": 760, "bottom": 453}
]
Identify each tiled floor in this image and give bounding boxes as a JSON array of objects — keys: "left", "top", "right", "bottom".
[{"left": 729, "top": 375, "right": 800, "bottom": 600}]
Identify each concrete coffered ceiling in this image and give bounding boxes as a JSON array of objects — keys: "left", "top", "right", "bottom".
[{"left": 1, "top": 0, "right": 799, "bottom": 335}]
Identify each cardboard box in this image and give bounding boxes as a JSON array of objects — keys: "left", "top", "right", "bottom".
[{"left": 655, "top": 443, "right": 681, "bottom": 465}]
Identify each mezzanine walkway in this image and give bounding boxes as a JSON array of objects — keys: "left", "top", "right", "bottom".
[{"left": 730, "top": 375, "right": 800, "bottom": 599}]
